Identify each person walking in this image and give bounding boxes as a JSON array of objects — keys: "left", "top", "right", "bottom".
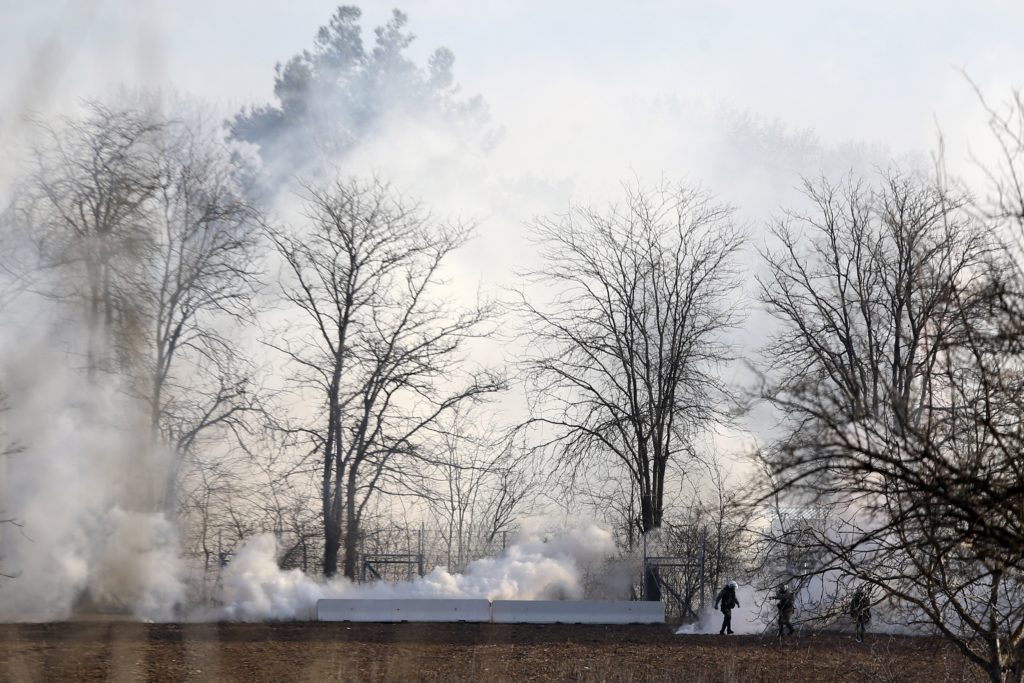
[
  {"left": 713, "top": 580, "right": 740, "bottom": 634},
  {"left": 775, "top": 584, "right": 796, "bottom": 636}
]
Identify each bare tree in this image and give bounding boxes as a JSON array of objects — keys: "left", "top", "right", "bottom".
[
  {"left": 267, "top": 176, "right": 503, "bottom": 577},
  {"left": 578, "top": 470, "right": 644, "bottom": 553},
  {"left": 142, "top": 113, "right": 264, "bottom": 509},
  {"left": 755, "top": 169, "right": 1024, "bottom": 681},
  {"left": 419, "top": 408, "right": 537, "bottom": 571},
  {"left": 515, "top": 182, "right": 744, "bottom": 549},
  {"left": 971, "top": 83, "right": 1024, "bottom": 239},
  {"left": 650, "top": 462, "right": 751, "bottom": 621},
  {"left": 759, "top": 172, "right": 991, "bottom": 430},
  {"left": 178, "top": 417, "right": 324, "bottom": 597},
  {"left": 23, "top": 102, "right": 162, "bottom": 378},
  {"left": 14, "top": 100, "right": 267, "bottom": 517},
  {"left": 0, "top": 213, "right": 26, "bottom": 577}
]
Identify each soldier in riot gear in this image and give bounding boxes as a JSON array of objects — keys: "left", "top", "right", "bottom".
[
  {"left": 775, "top": 583, "right": 796, "bottom": 636},
  {"left": 713, "top": 580, "right": 740, "bottom": 634},
  {"left": 850, "top": 585, "right": 871, "bottom": 642}
]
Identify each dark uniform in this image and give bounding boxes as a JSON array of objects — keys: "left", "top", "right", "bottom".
[
  {"left": 714, "top": 582, "right": 739, "bottom": 634},
  {"left": 850, "top": 588, "right": 871, "bottom": 642},
  {"left": 775, "top": 585, "right": 795, "bottom": 636}
]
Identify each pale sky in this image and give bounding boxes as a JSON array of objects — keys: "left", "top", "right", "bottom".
[
  {"left": 2, "top": 0, "right": 1022, "bottom": 466},
  {"left": 2, "top": 1, "right": 1022, "bottom": 148}
]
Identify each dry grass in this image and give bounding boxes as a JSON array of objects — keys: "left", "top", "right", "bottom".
[{"left": 0, "top": 621, "right": 985, "bottom": 682}]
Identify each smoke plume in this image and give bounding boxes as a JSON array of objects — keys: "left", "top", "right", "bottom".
[
  {"left": 675, "top": 583, "right": 764, "bottom": 635},
  {"left": 217, "top": 524, "right": 615, "bottom": 622},
  {"left": 0, "top": 311, "right": 185, "bottom": 622}
]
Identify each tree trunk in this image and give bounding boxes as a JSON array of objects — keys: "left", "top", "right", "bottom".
[
  {"left": 321, "top": 376, "right": 342, "bottom": 576},
  {"left": 640, "top": 487, "right": 662, "bottom": 601},
  {"left": 640, "top": 489, "right": 656, "bottom": 534},
  {"left": 323, "top": 518, "right": 341, "bottom": 577},
  {"left": 643, "top": 565, "right": 662, "bottom": 601},
  {"left": 342, "top": 469, "right": 359, "bottom": 579},
  {"left": 988, "top": 652, "right": 1024, "bottom": 683},
  {"left": 984, "top": 647, "right": 1020, "bottom": 683}
]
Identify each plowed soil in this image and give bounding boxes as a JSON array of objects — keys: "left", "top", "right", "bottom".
[{"left": 0, "top": 621, "right": 983, "bottom": 682}]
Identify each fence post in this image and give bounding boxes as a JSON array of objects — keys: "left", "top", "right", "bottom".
[{"left": 641, "top": 531, "right": 647, "bottom": 601}]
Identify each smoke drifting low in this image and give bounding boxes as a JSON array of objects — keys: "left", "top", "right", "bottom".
[
  {"left": 675, "top": 584, "right": 763, "bottom": 636},
  {"left": 218, "top": 525, "right": 616, "bottom": 622},
  {"left": 4, "top": 4, "right": 1016, "bottom": 634},
  {"left": 674, "top": 574, "right": 931, "bottom": 637},
  {"left": 0, "top": 316, "right": 185, "bottom": 622}
]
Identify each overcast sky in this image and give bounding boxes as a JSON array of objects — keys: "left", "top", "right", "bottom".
[
  {"left": 1, "top": 2, "right": 1021, "bottom": 251},
  {"left": 2, "top": 0, "right": 1022, "bottom": 464},
  {"left": 3, "top": 1, "right": 1023, "bottom": 147}
]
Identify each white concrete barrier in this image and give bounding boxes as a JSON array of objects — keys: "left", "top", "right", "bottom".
[
  {"left": 490, "top": 600, "right": 665, "bottom": 624},
  {"left": 316, "top": 598, "right": 491, "bottom": 623}
]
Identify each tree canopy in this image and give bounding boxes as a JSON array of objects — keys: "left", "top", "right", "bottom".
[{"left": 230, "top": 6, "right": 487, "bottom": 189}]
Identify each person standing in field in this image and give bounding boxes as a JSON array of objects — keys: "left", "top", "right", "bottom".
[
  {"left": 775, "top": 584, "right": 796, "bottom": 636},
  {"left": 850, "top": 586, "right": 871, "bottom": 642},
  {"left": 713, "top": 580, "right": 740, "bottom": 634}
]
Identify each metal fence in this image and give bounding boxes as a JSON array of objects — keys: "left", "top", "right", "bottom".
[
  {"left": 197, "top": 520, "right": 724, "bottom": 624},
  {"left": 356, "top": 525, "right": 511, "bottom": 582}
]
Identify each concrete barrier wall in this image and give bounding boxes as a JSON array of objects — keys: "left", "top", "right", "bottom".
[
  {"left": 490, "top": 600, "right": 664, "bottom": 624},
  {"left": 316, "top": 598, "right": 491, "bottom": 623}
]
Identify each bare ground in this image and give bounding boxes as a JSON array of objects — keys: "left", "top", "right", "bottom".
[{"left": 0, "top": 621, "right": 985, "bottom": 682}]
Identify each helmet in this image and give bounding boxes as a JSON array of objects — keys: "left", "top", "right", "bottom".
[
  {"left": 779, "top": 583, "right": 789, "bottom": 592},
  {"left": 727, "top": 580, "right": 738, "bottom": 589}
]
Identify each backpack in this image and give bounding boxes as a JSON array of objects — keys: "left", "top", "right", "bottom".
[{"left": 719, "top": 586, "right": 737, "bottom": 610}]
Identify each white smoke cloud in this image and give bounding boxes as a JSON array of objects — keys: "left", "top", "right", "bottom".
[
  {"left": 675, "top": 572, "right": 935, "bottom": 637},
  {"left": 0, "top": 300, "right": 185, "bottom": 622},
  {"left": 217, "top": 523, "right": 616, "bottom": 622},
  {"left": 676, "top": 583, "right": 765, "bottom": 636}
]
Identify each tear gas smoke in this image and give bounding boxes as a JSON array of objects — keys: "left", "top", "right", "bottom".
[
  {"left": 217, "top": 524, "right": 616, "bottom": 622},
  {"left": 675, "top": 583, "right": 763, "bottom": 635},
  {"left": 0, "top": 5, "right": 989, "bottom": 628},
  {"left": 0, "top": 316, "right": 185, "bottom": 622}
]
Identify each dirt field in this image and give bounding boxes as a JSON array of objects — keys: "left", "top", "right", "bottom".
[{"left": 0, "top": 621, "right": 985, "bottom": 682}]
